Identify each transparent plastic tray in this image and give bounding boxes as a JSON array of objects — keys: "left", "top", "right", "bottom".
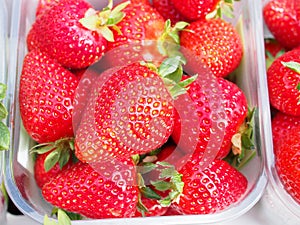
[{"left": 5, "top": 0, "right": 270, "bottom": 224}]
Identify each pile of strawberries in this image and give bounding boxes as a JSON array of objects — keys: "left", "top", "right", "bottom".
[
  {"left": 263, "top": 0, "right": 300, "bottom": 205},
  {"left": 19, "top": 0, "right": 254, "bottom": 221}
]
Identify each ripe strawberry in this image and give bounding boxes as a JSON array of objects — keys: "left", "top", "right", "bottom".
[
  {"left": 264, "top": 38, "right": 285, "bottom": 69},
  {"left": 42, "top": 160, "right": 139, "bottom": 219},
  {"left": 180, "top": 18, "right": 243, "bottom": 78},
  {"left": 35, "top": 0, "right": 59, "bottom": 17},
  {"left": 174, "top": 159, "right": 248, "bottom": 214},
  {"left": 267, "top": 47, "right": 300, "bottom": 116},
  {"left": 74, "top": 63, "right": 175, "bottom": 163},
  {"left": 152, "top": 0, "right": 187, "bottom": 25},
  {"left": 263, "top": 0, "right": 300, "bottom": 50},
  {"left": 271, "top": 111, "right": 300, "bottom": 155},
  {"left": 19, "top": 49, "right": 79, "bottom": 143},
  {"left": 34, "top": 147, "right": 74, "bottom": 189},
  {"left": 170, "top": 0, "right": 220, "bottom": 21},
  {"left": 27, "top": 0, "right": 127, "bottom": 69},
  {"left": 172, "top": 76, "right": 248, "bottom": 160},
  {"left": 275, "top": 125, "right": 300, "bottom": 204},
  {"left": 106, "top": 2, "right": 165, "bottom": 51}
]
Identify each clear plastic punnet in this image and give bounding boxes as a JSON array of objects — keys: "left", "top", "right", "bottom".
[
  {"left": 257, "top": 1, "right": 300, "bottom": 224},
  {"left": 0, "top": 0, "right": 9, "bottom": 225},
  {"left": 5, "top": 0, "right": 270, "bottom": 224}
]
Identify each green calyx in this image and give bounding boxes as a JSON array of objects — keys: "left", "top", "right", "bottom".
[
  {"left": 43, "top": 208, "right": 82, "bottom": 225},
  {"left": 206, "top": 0, "right": 239, "bottom": 20},
  {"left": 79, "top": 0, "right": 130, "bottom": 42},
  {"left": 141, "top": 56, "right": 198, "bottom": 99},
  {"left": 30, "top": 137, "right": 75, "bottom": 172},
  {"left": 137, "top": 161, "right": 184, "bottom": 214},
  {"left": 0, "top": 83, "right": 10, "bottom": 151},
  {"left": 157, "top": 19, "right": 189, "bottom": 57},
  {"left": 225, "top": 107, "right": 256, "bottom": 170}
]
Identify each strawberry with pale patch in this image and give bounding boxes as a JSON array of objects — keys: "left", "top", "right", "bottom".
[{"left": 180, "top": 19, "right": 243, "bottom": 78}]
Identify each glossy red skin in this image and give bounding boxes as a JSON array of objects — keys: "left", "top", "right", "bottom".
[
  {"left": 263, "top": 0, "right": 300, "bottom": 50},
  {"left": 172, "top": 76, "right": 248, "bottom": 160},
  {"left": 180, "top": 19, "right": 243, "bottom": 78},
  {"left": 264, "top": 39, "right": 285, "bottom": 58},
  {"left": 152, "top": 0, "right": 187, "bottom": 25},
  {"left": 34, "top": 151, "right": 73, "bottom": 189},
  {"left": 19, "top": 49, "right": 79, "bottom": 143},
  {"left": 27, "top": 0, "right": 107, "bottom": 69},
  {"left": 170, "top": 0, "right": 220, "bottom": 21},
  {"left": 275, "top": 126, "right": 300, "bottom": 204},
  {"left": 42, "top": 160, "right": 139, "bottom": 219},
  {"left": 107, "top": 2, "right": 165, "bottom": 51},
  {"left": 174, "top": 159, "right": 248, "bottom": 214},
  {"left": 35, "top": 0, "right": 60, "bottom": 17},
  {"left": 267, "top": 48, "right": 300, "bottom": 116},
  {"left": 271, "top": 111, "right": 300, "bottom": 155},
  {"left": 75, "top": 63, "right": 174, "bottom": 163}
]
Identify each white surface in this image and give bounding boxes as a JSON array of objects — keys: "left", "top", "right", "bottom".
[{"left": 6, "top": 201, "right": 269, "bottom": 225}]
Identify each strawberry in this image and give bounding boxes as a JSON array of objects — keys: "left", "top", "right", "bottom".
[
  {"left": 263, "top": 0, "right": 300, "bottom": 50},
  {"left": 170, "top": 0, "right": 220, "bottom": 21},
  {"left": 42, "top": 160, "right": 139, "bottom": 219},
  {"left": 180, "top": 18, "right": 243, "bottom": 78},
  {"left": 275, "top": 125, "right": 300, "bottom": 204},
  {"left": 267, "top": 47, "right": 300, "bottom": 116},
  {"left": 264, "top": 38, "right": 285, "bottom": 70},
  {"left": 174, "top": 159, "right": 248, "bottom": 214},
  {"left": 33, "top": 146, "right": 74, "bottom": 189},
  {"left": 271, "top": 111, "right": 300, "bottom": 155},
  {"left": 27, "top": 0, "right": 128, "bottom": 69},
  {"left": 74, "top": 62, "right": 179, "bottom": 163},
  {"left": 19, "top": 49, "right": 79, "bottom": 143},
  {"left": 172, "top": 76, "right": 248, "bottom": 160},
  {"left": 35, "top": 0, "right": 59, "bottom": 17},
  {"left": 152, "top": 0, "right": 187, "bottom": 25},
  {"left": 106, "top": 2, "right": 165, "bottom": 51}
]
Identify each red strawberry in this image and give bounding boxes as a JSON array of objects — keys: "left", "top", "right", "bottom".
[
  {"left": 263, "top": 0, "right": 300, "bottom": 50},
  {"left": 42, "top": 160, "right": 139, "bottom": 219},
  {"left": 106, "top": 2, "right": 165, "bottom": 51},
  {"left": 271, "top": 111, "right": 300, "bottom": 155},
  {"left": 19, "top": 49, "right": 79, "bottom": 143},
  {"left": 180, "top": 18, "right": 243, "bottom": 78},
  {"left": 172, "top": 76, "right": 248, "bottom": 160},
  {"left": 74, "top": 63, "right": 175, "bottom": 163},
  {"left": 170, "top": 0, "right": 220, "bottom": 21},
  {"left": 264, "top": 38, "right": 285, "bottom": 69},
  {"left": 267, "top": 47, "right": 300, "bottom": 116},
  {"left": 27, "top": 0, "right": 127, "bottom": 69},
  {"left": 275, "top": 125, "right": 300, "bottom": 204},
  {"left": 152, "top": 0, "right": 187, "bottom": 25},
  {"left": 174, "top": 159, "right": 248, "bottom": 214},
  {"left": 35, "top": 0, "right": 59, "bottom": 17},
  {"left": 34, "top": 146, "right": 74, "bottom": 189}
]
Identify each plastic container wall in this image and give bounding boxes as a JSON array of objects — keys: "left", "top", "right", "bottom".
[
  {"left": 0, "top": 0, "right": 9, "bottom": 224},
  {"left": 5, "top": 0, "right": 270, "bottom": 224}
]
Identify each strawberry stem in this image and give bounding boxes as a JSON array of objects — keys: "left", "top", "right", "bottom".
[
  {"left": 30, "top": 137, "right": 75, "bottom": 172},
  {"left": 79, "top": 0, "right": 130, "bottom": 42},
  {"left": 225, "top": 107, "right": 256, "bottom": 170},
  {"left": 0, "top": 83, "right": 10, "bottom": 151}
]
